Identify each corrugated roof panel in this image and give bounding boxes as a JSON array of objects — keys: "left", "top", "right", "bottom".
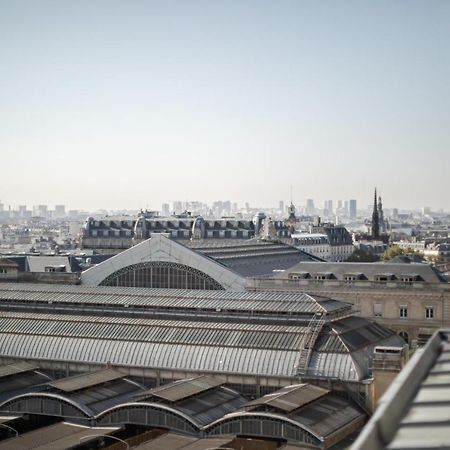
[
  {"left": 138, "top": 376, "right": 223, "bottom": 402},
  {"left": 0, "top": 314, "right": 308, "bottom": 351},
  {"left": 0, "top": 422, "right": 119, "bottom": 450},
  {"left": 245, "top": 384, "right": 329, "bottom": 412},
  {"left": 293, "top": 395, "right": 364, "bottom": 437},
  {"left": 0, "top": 283, "right": 348, "bottom": 315}
]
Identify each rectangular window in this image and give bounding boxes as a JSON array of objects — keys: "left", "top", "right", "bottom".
[
  {"left": 399, "top": 305, "right": 408, "bottom": 318},
  {"left": 401, "top": 276, "right": 414, "bottom": 285},
  {"left": 373, "top": 303, "right": 383, "bottom": 317},
  {"left": 425, "top": 307, "right": 434, "bottom": 319}
]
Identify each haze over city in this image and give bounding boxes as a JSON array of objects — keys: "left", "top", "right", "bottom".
[{"left": 1, "top": 0, "right": 449, "bottom": 211}]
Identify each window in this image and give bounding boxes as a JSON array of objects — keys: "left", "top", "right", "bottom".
[
  {"left": 425, "top": 307, "right": 434, "bottom": 319},
  {"left": 344, "top": 275, "right": 357, "bottom": 283},
  {"left": 399, "top": 305, "right": 408, "bottom": 318},
  {"left": 100, "top": 261, "right": 224, "bottom": 290},
  {"left": 373, "top": 303, "right": 383, "bottom": 317}
]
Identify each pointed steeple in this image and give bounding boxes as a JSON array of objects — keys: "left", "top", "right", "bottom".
[
  {"left": 371, "top": 188, "right": 380, "bottom": 239},
  {"left": 378, "top": 195, "right": 386, "bottom": 233}
]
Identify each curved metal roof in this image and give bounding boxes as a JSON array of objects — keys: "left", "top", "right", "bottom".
[
  {"left": 0, "top": 283, "right": 348, "bottom": 315},
  {"left": 0, "top": 312, "right": 308, "bottom": 351},
  {"left": 0, "top": 333, "right": 301, "bottom": 377},
  {"left": 206, "top": 410, "right": 323, "bottom": 442}
]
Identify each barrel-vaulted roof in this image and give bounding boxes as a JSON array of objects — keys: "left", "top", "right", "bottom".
[
  {"left": 0, "top": 282, "right": 350, "bottom": 316},
  {"left": 0, "top": 360, "right": 364, "bottom": 447},
  {"left": 0, "top": 308, "right": 402, "bottom": 381}
]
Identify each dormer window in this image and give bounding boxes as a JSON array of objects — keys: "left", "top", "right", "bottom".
[
  {"left": 400, "top": 274, "right": 420, "bottom": 285},
  {"left": 314, "top": 272, "right": 334, "bottom": 281},
  {"left": 343, "top": 273, "right": 364, "bottom": 283},
  {"left": 289, "top": 272, "right": 310, "bottom": 280}
]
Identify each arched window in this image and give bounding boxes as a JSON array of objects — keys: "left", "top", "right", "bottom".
[{"left": 100, "top": 261, "right": 224, "bottom": 290}]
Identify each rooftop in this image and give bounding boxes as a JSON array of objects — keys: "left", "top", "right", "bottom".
[
  {"left": 0, "top": 282, "right": 350, "bottom": 316},
  {"left": 277, "top": 261, "right": 447, "bottom": 283},
  {"left": 351, "top": 328, "right": 450, "bottom": 450},
  {"left": 0, "top": 422, "right": 119, "bottom": 450}
]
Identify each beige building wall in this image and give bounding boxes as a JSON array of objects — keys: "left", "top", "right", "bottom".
[{"left": 248, "top": 279, "right": 450, "bottom": 346}]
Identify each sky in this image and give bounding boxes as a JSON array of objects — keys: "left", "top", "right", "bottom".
[{"left": 1, "top": 0, "right": 449, "bottom": 212}]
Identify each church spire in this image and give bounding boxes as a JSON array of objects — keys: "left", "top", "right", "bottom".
[
  {"left": 371, "top": 188, "right": 380, "bottom": 239},
  {"left": 378, "top": 195, "right": 386, "bottom": 233}
]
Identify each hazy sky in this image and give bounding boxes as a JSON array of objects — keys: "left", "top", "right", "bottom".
[{"left": 1, "top": 0, "right": 449, "bottom": 211}]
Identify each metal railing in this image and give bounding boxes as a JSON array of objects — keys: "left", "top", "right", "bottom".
[{"left": 296, "top": 312, "right": 325, "bottom": 376}]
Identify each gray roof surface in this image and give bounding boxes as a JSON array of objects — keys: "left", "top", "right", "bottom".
[
  {"left": 0, "top": 302, "right": 401, "bottom": 381},
  {"left": 0, "top": 328, "right": 303, "bottom": 378},
  {"left": 135, "top": 434, "right": 234, "bottom": 450},
  {"left": 134, "top": 433, "right": 198, "bottom": 449},
  {"left": 351, "top": 329, "right": 450, "bottom": 450},
  {"left": 0, "top": 310, "right": 309, "bottom": 351},
  {"left": 0, "top": 423, "right": 119, "bottom": 450},
  {"left": 0, "top": 361, "right": 37, "bottom": 379},
  {"left": 66, "top": 378, "right": 144, "bottom": 415},
  {"left": 137, "top": 375, "right": 223, "bottom": 402},
  {"left": 244, "top": 383, "right": 329, "bottom": 412},
  {"left": 171, "top": 386, "right": 247, "bottom": 426},
  {"left": 0, "top": 365, "right": 365, "bottom": 446},
  {"left": 0, "top": 282, "right": 349, "bottom": 315},
  {"left": 48, "top": 368, "right": 125, "bottom": 392},
  {"left": 386, "top": 330, "right": 450, "bottom": 450},
  {"left": 26, "top": 255, "right": 72, "bottom": 273},
  {"left": 0, "top": 367, "right": 145, "bottom": 417},
  {"left": 278, "top": 261, "right": 447, "bottom": 283},
  {"left": 177, "top": 437, "right": 234, "bottom": 450},
  {"left": 185, "top": 239, "right": 322, "bottom": 277},
  {"left": 330, "top": 317, "right": 396, "bottom": 351},
  {"left": 0, "top": 370, "right": 51, "bottom": 403},
  {"left": 291, "top": 395, "right": 364, "bottom": 438}
]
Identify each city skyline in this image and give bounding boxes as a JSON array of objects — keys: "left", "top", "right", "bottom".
[
  {"left": 1, "top": 1, "right": 449, "bottom": 211},
  {"left": 1, "top": 194, "right": 448, "bottom": 216}
]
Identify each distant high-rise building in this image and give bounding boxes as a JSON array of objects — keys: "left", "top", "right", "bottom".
[
  {"left": 337, "top": 200, "right": 343, "bottom": 210},
  {"left": 223, "top": 200, "right": 231, "bottom": 216},
  {"left": 173, "top": 201, "right": 183, "bottom": 215},
  {"left": 324, "top": 200, "right": 333, "bottom": 216},
  {"left": 349, "top": 199, "right": 357, "bottom": 219},
  {"left": 161, "top": 203, "right": 170, "bottom": 217},
  {"left": 279, "top": 200, "right": 285, "bottom": 214},
  {"left": 0, "top": 201, "right": 3, "bottom": 212},
  {"left": 306, "top": 199, "right": 315, "bottom": 215},
  {"left": 392, "top": 208, "right": 399, "bottom": 220},
  {"left": 54, "top": 205, "right": 66, "bottom": 218},
  {"left": 33, "top": 205, "right": 48, "bottom": 218}
]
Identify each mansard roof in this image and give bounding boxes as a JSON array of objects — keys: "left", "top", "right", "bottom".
[{"left": 279, "top": 261, "right": 447, "bottom": 283}]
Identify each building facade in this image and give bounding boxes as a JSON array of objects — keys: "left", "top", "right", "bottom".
[{"left": 249, "top": 261, "right": 450, "bottom": 346}]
